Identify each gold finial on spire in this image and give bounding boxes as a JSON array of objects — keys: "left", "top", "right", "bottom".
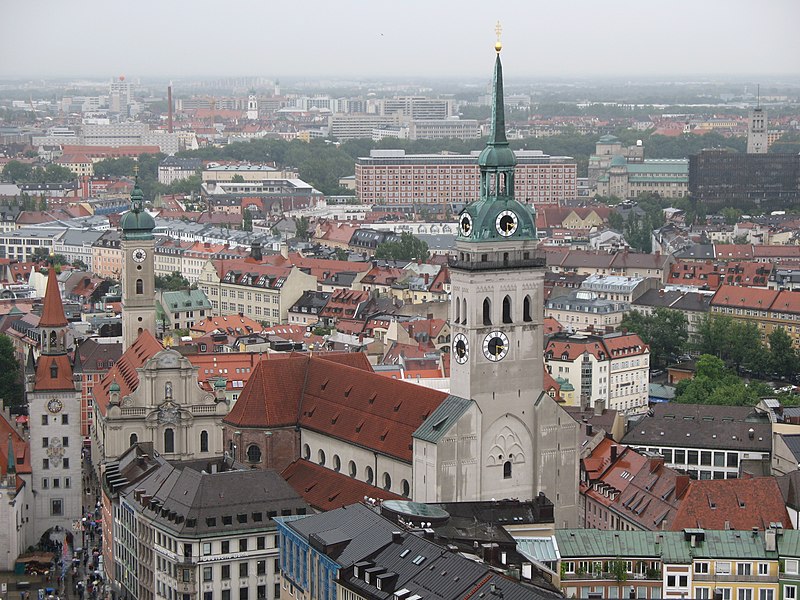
[
  {"left": 133, "top": 164, "right": 139, "bottom": 177},
  {"left": 494, "top": 20, "right": 503, "bottom": 53}
]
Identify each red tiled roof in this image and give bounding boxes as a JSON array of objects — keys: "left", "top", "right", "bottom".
[
  {"left": 714, "top": 244, "right": 754, "bottom": 260},
  {"left": 34, "top": 354, "right": 75, "bottom": 391},
  {"left": 225, "top": 353, "right": 445, "bottom": 461},
  {"left": 281, "top": 459, "right": 403, "bottom": 511},
  {"left": 671, "top": 477, "right": 791, "bottom": 531},
  {"left": 710, "top": 285, "right": 779, "bottom": 310},
  {"left": 0, "top": 412, "right": 30, "bottom": 492},
  {"left": 39, "top": 268, "right": 67, "bottom": 327},
  {"left": 94, "top": 331, "right": 164, "bottom": 415},
  {"left": 191, "top": 314, "right": 262, "bottom": 336}
]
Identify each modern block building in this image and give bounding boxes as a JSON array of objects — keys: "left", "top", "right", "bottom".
[{"left": 355, "top": 149, "right": 577, "bottom": 213}]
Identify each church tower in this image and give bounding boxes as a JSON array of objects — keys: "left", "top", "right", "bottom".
[
  {"left": 26, "top": 267, "right": 82, "bottom": 537},
  {"left": 246, "top": 93, "right": 258, "bottom": 120},
  {"left": 449, "top": 35, "right": 548, "bottom": 502},
  {"left": 120, "top": 179, "right": 157, "bottom": 350}
]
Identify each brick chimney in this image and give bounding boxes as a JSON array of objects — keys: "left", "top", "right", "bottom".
[{"left": 250, "top": 241, "right": 262, "bottom": 261}]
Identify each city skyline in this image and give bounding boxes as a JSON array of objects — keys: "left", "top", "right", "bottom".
[{"left": 2, "top": 0, "right": 800, "bottom": 80}]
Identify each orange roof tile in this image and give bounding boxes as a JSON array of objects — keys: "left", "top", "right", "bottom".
[{"left": 34, "top": 354, "right": 75, "bottom": 391}]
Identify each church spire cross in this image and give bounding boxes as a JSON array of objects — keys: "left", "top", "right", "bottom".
[{"left": 488, "top": 28, "right": 508, "bottom": 149}]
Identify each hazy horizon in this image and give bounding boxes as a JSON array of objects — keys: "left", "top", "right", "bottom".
[{"left": 3, "top": 0, "right": 800, "bottom": 80}]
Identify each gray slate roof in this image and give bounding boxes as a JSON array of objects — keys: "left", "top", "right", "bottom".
[{"left": 413, "top": 395, "right": 473, "bottom": 443}]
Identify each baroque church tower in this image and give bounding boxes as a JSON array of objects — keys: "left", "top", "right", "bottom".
[
  {"left": 26, "top": 268, "right": 82, "bottom": 537},
  {"left": 120, "top": 179, "right": 157, "bottom": 350},
  {"left": 440, "top": 35, "right": 579, "bottom": 525}
]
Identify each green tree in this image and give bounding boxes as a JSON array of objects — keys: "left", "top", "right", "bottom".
[
  {"left": 334, "top": 247, "right": 348, "bottom": 261},
  {"left": 674, "top": 354, "right": 767, "bottom": 406},
  {"left": 231, "top": 174, "right": 245, "bottom": 183},
  {"left": 242, "top": 210, "right": 253, "bottom": 232},
  {"left": 155, "top": 272, "right": 191, "bottom": 291},
  {"left": 2, "top": 160, "right": 33, "bottom": 182},
  {"left": 93, "top": 157, "right": 136, "bottom": 178},
  {"left": 0, "top": 334, "right": 23, "bottom": 408},
  {"left": 294, "top": 216, "right": 310, "bottom": 241},
  {"left": 721, "top": 207, "right": 743, "bottom": 226},
  {"left": 695, "top": 315, "right": 762, "bottom": 372},
  {"left": 72, "top": 259, "right": 88, "bottom": 270},
  {"left": 769, "top": 328, "right": 799, "bottom": 378},
  {"left": 607, "top": 210, "right": 624, "bottom": 232},
  {"left": 620, "top": 308, "right": 688, "bottom": 368},
  {"left": 375, "top": 232, "right": 429, "bottom": 261}
]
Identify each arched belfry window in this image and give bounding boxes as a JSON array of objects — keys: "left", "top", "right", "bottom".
[
  {"left": 136, "top": 279, "right": 144, "bottom": 294},
  {"left": 130, "top": 433, "right": 138, "bottom": 447},
  {"left": 502, "top": 296, "right": 512, "bottom": 324},
  {"left": 483, "top": 298, "right": 492, "bottom": 326},
  {"left": 200, "top": 430, "right": 208, "bottom": 453},
  {"left": 523, "top": 295, "right": 533, "bottom": 322},
  {"left": 455, "top": 296, "right": 460, "bottom": 324},
  {"left": 462, "top": 299, "right": 467, "bottom": 326},
  {"left": 49, "top": 331, "right": 57, "bottom": 348}
]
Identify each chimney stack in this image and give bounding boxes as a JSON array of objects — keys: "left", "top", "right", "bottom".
[
  {"left": 676, "top": 474, "right": 690, "bottom": 499},
  {"left": 610, "top": 445, "right": 618, "bottom": 462},
  {"left": 250, "top": 241, "right": 263, "bottom": 262},
  {"left": 586, "top": 423, "right": 593, "bottom": 436},
  {"left": 594, "top": 398, "right": 605, "bottom": 417}
]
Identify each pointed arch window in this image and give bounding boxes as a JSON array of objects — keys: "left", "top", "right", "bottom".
[
  {"left": 129, "top": 433, "right": 138, "bottom": 447},
  {"left": 462, "top": 298, "right": 467, "bottom": 326},
  {"left": 200, "top": 430, "right": 209, "bottom": 453},
  {"left": 483, "top": 298, "right": 492, "bottom": 326},
  {"left": 164, "top": 428, "right": 175, "bottom": 453},
  {"left": 502, "top": 295, "right": 512, "bottom": 324},
  {"left": 455, "top": 296, "right": 460, "bottom": 324},
  {"left": 136, "top": 279, "right": 144, "bottom": 294},
  {"left": 523, "top": 295, "right": 533, "bottom": 322},
  {"left": 503, "top": 460, "right": 512, "bottom": 479}
]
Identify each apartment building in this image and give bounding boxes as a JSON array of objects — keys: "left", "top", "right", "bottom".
[
  {"left": 92, "top": 230, "right": 123, "bottom": 279},
  {"left": 710, "top": 286, "right": 800, "bottom": 346},
  {"left": 106, "top": 443, "right": 309, "bottom": 600},
  {"left": 0, "top": 227, "right": 63, "bottom": 262},
  {"left": 622, "top": 404, "right": 772, "bottom": 479},
  {"left": 544, "top": 331, "right": 650, "bottom": 415},
  {"left": 544, "top": 289, "right": 630, "bottom": 332},
  {"left": 355, "top": 149, "right": 577, "bottom": 211},
  {"left": 380, "top": 97, "right": 452, "bottom": 120},
  {"left": 197, "top": 257, "right": 316, "bottom": 326}
]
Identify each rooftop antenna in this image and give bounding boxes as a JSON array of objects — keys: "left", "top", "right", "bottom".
[{"left": 757, "top": 84, "right": 760, "bottom": 108}]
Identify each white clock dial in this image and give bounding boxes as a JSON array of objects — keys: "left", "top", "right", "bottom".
[
  {"left": 483, "top": 330, "right": 510, "bottom": 362},
  {"left": 453, "top": 333, "right": 469, "bottom": 364},
  {"left": 495, "top": 210, "right": 519, "bottom": 237},
  {"left": 459, "top": 212, "right": 473, "bottom": 237},
  {"left": 132, "top": 249, "right": 147, "bottom": 263},
  {"left": 47, "top": 398, "right": 63, "bottom": 413}
]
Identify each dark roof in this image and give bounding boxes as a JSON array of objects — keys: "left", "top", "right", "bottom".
[
  {"left": 113, "top": 444, "right": 308, "bottom": 536},
  {"left": 633, "top": 289, "right": 686, "bottom": 309},
  {"left": 75, "top": 338, "right": 123, "bottom": 373},
  {"left": 621, "top": 403, "right": 771, "bottom": 451},
  {"left": 674, "top": 244, "right": 715, "bottom": 260},
  {"left": 780, "top": 434, "right": 800, "bottom": 463}
]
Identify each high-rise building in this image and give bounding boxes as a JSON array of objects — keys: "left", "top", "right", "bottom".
[
  {"left": 356, "top": 149, "right": 577, "bottom": 212},
  {"left": 747, "top": 106, "right": 768, "bottom": 154}
]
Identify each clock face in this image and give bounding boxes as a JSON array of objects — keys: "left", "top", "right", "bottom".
[
  {"left": 495, "top": 210, "right": 519, "bottom": 237},
  {"left": 453, "top": 333, "right": 469, "bottom": 364},
  {"left": 132, "top": 248, "right": 147, "bottom": 263},
  {"left": 483, "top": 330, "right": 510, "bottom": 362},
  {"left": 459, "top": 212, "right": 473, "bottom": 237},
  {"left": 47, "top": 398, "right": 63, "bottom": 414}
]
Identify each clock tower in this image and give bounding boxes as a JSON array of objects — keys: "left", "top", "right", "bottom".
[
  {"left": 26, "top": 267, "right": 82, "bottom": 538},
  {"left": 449, "top": 36, "right": 548, "bottom": 501},
  {"left": 120, "top": 179, "right": 157, "bottom": 350}
]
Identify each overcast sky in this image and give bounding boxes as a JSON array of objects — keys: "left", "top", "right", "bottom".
[{"left": 2, "top": 0, "right": 799, "bottom": 80}]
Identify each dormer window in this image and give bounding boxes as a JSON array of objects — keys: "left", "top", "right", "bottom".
[{"left": 50, "top": 363, "right": 58, "bottom": 379}]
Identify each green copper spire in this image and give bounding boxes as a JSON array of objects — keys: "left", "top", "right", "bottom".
[
  {"left": 120, "top": 170, "right": 155, "bottom": 240},
  {"left": 478, "top": 36, "right": 515, "bottom": 170}
]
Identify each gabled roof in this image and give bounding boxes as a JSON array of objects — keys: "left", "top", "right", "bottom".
[
  {"left": 225, "top": 352, "right": 447, "bottom": 462},
  {"left": 94, "top": 330, "right": 164, "bottom": 416},
  {"left": 281, "top": 459, "right": 403, "bottom": 512},
  {"left": 34, "top": 354, "right": 75, "bottom": 392}
]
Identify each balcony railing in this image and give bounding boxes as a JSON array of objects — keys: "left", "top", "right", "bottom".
[
  {"left": 564, "top": 571, "right": 662, "bottom": 581},
  {"left": 448, "top": 256, "right": 546, "bottom": 271},
  {"left": 693, "top": 574, "right": 778, "bottom": 583}
]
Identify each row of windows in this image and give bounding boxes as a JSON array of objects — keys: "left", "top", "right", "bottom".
[{"left": 300, "top": 443, "right": 411, "bottom": 496}]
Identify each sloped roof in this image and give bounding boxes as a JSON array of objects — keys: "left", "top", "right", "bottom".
[
  {"left": 225, "top": 352, "right": 447, "bottom": 461},
  {"left": 39, "top": 268, "right": 67, "bottom": 327},
  {"left": 34, "top": 354, "right": 75, "bottom": 391},
  {"left": 281, "top": 459, "right": 403, "bottom": 511},
  {"left": 413, "top": 395, "right": 473, "bottom": 443},
  {"left": 94, "top": 330, "right": 164, "bottom": 415},
  {"left": 672, "top": 477, "right": 791, "bottom": 531}
]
